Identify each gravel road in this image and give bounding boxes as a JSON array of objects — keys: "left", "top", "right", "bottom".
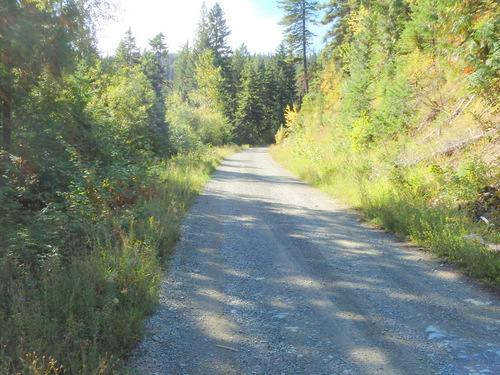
[{"left": 131, "top": 147, "right": 500, "bottom": 375}]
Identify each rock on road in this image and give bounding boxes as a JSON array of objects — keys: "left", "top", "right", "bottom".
[{"left": 132, "top": 148, "right": 500, "bottom": 375}]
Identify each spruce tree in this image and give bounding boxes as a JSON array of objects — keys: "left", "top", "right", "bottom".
[
  {"left": 234, "top": 59, "right": 266, "bottom": 144},
  {"left": 173, "top": 43, "right": 197, "bottom": 102},
  {"left": 207, "top": 3, "right": 232, "bottom": 64},
  {"left": 278, "top": 0, "right": 319, "bottom": 94},
  {"left": 227, "top": 44, "right": 250, "bottom": 124},
  {"left": 143, "top": 33, "right": 169, "bottom": 97},
  {"left": 194, "top": 2, "right": 211, "bottom": 55},
  {"left": 115, "top": 28, "right": 140, "bottom": 66}
]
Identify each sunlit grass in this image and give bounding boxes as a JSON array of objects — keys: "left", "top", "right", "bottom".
[{"left": 270, "top": 138, "right": 500, "bottom": 286}]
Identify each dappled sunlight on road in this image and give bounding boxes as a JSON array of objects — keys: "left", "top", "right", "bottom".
[
  {"left": 335, "top": 311, "right": 368, "bottom": 322},
  {"left": 133, "top": 148, "right": 500, "bottom": 375},
  {"left": 351, "top": 347, "right": 391, "bottom": 369}
]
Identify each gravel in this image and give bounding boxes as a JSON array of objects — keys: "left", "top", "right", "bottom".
[{"left": 130, "top": 147, "right": 500, "bottom": 375}]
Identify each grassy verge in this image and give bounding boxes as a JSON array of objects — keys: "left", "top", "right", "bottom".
[
  {"left": 270, "top": 144, "right": 500, "bottom": 287},
  {"left": 0, "top": 146, "right": 238, "bottom": 374}
]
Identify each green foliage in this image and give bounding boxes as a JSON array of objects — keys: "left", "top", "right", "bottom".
[
  {"left": 115, "top": 28, "right": 141, "bottom": 67},
  {"left": 165, "top": 93, "right": 231, "bottom": 153},
  {"left": 0, "top": 2, "right": 239, "bottom": 373},
  {"left": 275, "top": 0, "right": 500, "bottom": 285},
  {"left": 278, "top": 0, "right": 319, "bottom": 52},
  {"left": 372, "top": 69, "right": 416, "bottom": 138},
  {"left": 278, "top": 0, "right": 319, "bottom": 92},
  {"left": 398, "top": 0, "right": 446, "bottom": 54},
  {"left": 0, "top": 145, "right": 235, "bottom": 374},
  {"left": 173, "top": 43, "right": 198, "bottom": 101},
  {"left": 233, "top": 58, "right": 267, "bottom": 144},
  {"left": 191, "top": 49, "right": 225, "bottom": 112},
  {"left": 166, "top": 3, "right": 297, "bottom": 147}
]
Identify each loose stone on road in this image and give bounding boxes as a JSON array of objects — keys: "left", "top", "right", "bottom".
[{"left": 132, "top": 147, "right": 500, "bottom": 375}]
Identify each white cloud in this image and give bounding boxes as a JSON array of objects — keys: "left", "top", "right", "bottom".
[{"left": 97, "top": 0, "right": 284, "bottom": 56}]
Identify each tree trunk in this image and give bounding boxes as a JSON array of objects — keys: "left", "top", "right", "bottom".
[{"left": 302, "top": 1, "right": 309, "bottom": 94}]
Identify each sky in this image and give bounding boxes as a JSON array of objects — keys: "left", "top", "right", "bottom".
[{"left": 96, "top": 0, "right": 328, "bottom": 56}]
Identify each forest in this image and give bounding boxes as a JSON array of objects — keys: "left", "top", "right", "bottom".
[{"left": 0, "top": 0, "right": 499, "bottom": 373}]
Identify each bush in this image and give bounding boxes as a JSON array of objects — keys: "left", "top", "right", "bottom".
[{"left": 0, "top": 146, "right": 237, "bottom": 374}]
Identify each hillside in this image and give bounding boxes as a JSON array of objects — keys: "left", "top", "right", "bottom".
[{"left": 272, "top": 0, "right": 500, "bottom": 284}]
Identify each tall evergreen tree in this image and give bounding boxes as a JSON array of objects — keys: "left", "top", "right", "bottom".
[
  {"left": 278, "top": 0, "right": 319, "bottom": 93},
  {"left": 144, "top": 32, "right": 169, "bottom": 96},
  {"left": 115, "top": 28, "right": 140, "bottom": 66},
  {"left": 194, "top": 2, "right": 211, "bottom": 55},
  {"left": 273, "top": 43, "right": 298, "bottom": 111},
  {"left": 234, "top": 59, "right": 266, "bottom": 144},
  {"left": 207, "top": 3, "right": 232, "bottom": 62},
  {"left": 194, "top": 2, "right": 233, "bottom": 115},
  {"left": 269, "top": 44, "right": 297, "bottom": 130},
  {"left": 227, "top": 44, "right": 251, "bottom": 123},
  {"left": 173, "top": 43, "right": 197, "bottom": 102}
]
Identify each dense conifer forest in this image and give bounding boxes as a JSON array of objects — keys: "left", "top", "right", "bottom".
[{"left": 0, "top": 0, "right": 499, "bottom": 373}]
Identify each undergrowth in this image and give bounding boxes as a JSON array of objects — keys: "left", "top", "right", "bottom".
[
  {"left": 0, "top": 146, "right": 237, "bottom": 374},
  {"left": 271, "top": 131, "right": 500, "bottom": 286}
]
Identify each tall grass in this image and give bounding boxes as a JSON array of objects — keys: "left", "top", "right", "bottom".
[
  {"left": 0, "top": 146, "right": 237, "bottom": 374},
  {"left": 270, "top": 144, "right": 500, "bottom": 286}
]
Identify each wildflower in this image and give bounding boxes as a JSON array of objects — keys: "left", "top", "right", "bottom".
[
  {"left": 107, "top": 272, "right": 118, "bottom": 283},
  {"left": 113, "top": 297, "right": 119, "bottom": 305},
  {"left": 120, "top": 288, "right": 128, "bottom": 295}
]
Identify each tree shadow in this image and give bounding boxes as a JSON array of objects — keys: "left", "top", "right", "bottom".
[{"left": 134, "top": 148, "right": 500, "bottom": 375}]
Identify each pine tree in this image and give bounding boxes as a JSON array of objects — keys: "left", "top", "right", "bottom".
[
  {"left": 234, "top": 59, "right": 266, "bottom": 144},
  {"left": 194, "top": 2, "right": 211, "bottom": 55},
  {"left": 144, "top": 33, "right": 169, "bottom": 96},
  {"left": 207, "top": 3, "right": 232, "bottom": 63},
  {"left": 226, "top": 44, "right": 250, "bottom": 124},
  {"left": 278, "top": 0, "right": 319, "bottom": 93},
  {"left": 115, "top": 28, "right": 140, "bottom": 66},
  {"left": 173, "top": 43, "right": 197, "bottom": 102}
]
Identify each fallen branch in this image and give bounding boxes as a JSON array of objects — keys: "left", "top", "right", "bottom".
[
  {"left": 446, "top": 94, "right": 476, "bottom": 126},
  {"left": 434, "top": 126, "right": 500, "bottom": 157},
  {"left": 464, "top": 233, "right": 500, "bottom": 254}
]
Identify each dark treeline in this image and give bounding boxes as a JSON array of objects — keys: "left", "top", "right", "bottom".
[{"left": 166, "top": 3, "right": 298, "bottom": 147}]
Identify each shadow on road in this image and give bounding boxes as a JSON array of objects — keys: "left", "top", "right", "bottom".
[{"left": 135, "top": 148, "right": 500, "bottom": 375}]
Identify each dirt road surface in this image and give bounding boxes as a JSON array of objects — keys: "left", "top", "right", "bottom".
[{"left": 132, "top": 148, "right": 500, "bottom": 375}]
